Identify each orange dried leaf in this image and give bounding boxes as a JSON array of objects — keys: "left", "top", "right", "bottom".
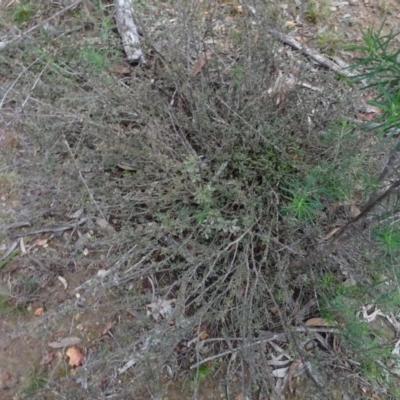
[
  {"left": 199, "top": 331, "right": 209, "bottom": 340},
  {"left": 66, "top": 345, "right": 84, "bottom": 367},
  {"left": 35, "top": 238, "right": 48, "bottom": 246},
  {"left": 110, "top": 64, "right": 130, "bottom": 74},
  {"left": 34, "top": 307, "right": 44, "bottom": 316}
]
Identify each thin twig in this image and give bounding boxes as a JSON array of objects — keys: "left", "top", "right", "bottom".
[
  {"left": 64, "top": 139, "right": 107, "bottom": 221},
  {"left": 10, "top": 218, "right": 87, "bottom": 238}
]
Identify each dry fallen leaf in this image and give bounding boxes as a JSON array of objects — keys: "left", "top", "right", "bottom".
[
  {"left": 191, "top": 51, "right": 212, "bottom": 76},
  {"left": 199, "top": 331, "right": 209, "bottom": 340},
  {"left": 101, "top": 321, "right": 115, "bottom": 336},
  {"left": 117, "top": 162, "right": 135, "bottom": 171},
  {"left": 288, "top": 359, "right": 302, "bottom": 393},
  {"left": 285, "top": 20, "right": 296, "bottom": 28},
  {"left": 48, "top": 336, "right": 81, "bottom": 348},
  {"left": 357, "top": 111, "right": 376, "bottom": 121},
  {"left": 19, "top": 237, "right": 26, "bottom": 255},
  {"left": 234, "top": 5, "right": 243, "bottom": 14},
  {"left": 110, "top": 64, "right": 130, "bottom": 74},
  {"left": 2, "top": 371, "right": 11, "bottom": 382},
  {"left": 147, "top": 299, "right": 176, "bottom": 321},
  {"left": 58, "top": 276, "right": 68, "bottom": 290},
  {"left": 321, "top": 226, "right": 341, "bottom": 241},
  {"left": 35, "top": 238, "right": 48, "bottom": 247},
  {"left": 34, "top": 307, "right": 44, "bottom": 316},
  {"left": 97, "top": 269, "right": 110, "bottom": 278},
  {"left": 66, "top": 345, "right": 84, "bottom": 367},
  {"left": 40, "top": 352, "right": 54, "bottom": 365},
  {"left": 305, "top": 317, "right": 336, "bottom": 327},
  {"left": 68, "top": 208, "right": 84, "bottom": 219},
  {"left": 350, "top": 204, "right": 361, "bottom": 217}
]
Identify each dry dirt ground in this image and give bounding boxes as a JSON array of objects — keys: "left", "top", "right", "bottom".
[{"left": 1, "top": 0, "right": 400, "bottom": 399}]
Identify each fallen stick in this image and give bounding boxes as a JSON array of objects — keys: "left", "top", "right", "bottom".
[
  {"left": 115, "top": 0, "right": 145, "bottom": 64},
  {"left": 10, "top": 218, "right": 87, "bottom": 238},
  {"left": 269, "top": 29, "right": 357, "bottom": 78}
]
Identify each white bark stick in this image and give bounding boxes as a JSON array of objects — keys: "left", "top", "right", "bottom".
[
  {"left": 115, "top": 0, "right": 145, "bottom": 64},
  {"left": 269, "top": 29, "right": 357, "bottom": 78}
]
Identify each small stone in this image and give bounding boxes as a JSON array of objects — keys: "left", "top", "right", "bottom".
[{"left": 349, "top": 0, "right": 358, "bottom": 4}]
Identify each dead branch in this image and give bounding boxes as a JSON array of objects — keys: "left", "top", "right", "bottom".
[
  {"left": 115, "top": 0, "right": 145, "bottom": 64},
  {"left": 269, "top": 29, "right": 357, "bottom": 77}
]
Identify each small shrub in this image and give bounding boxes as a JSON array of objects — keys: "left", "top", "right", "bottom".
[
  {"left": 304, "top": 0, "right": 332, "bottom": 24},
  {"left": 11, "top": 3, "right": 33, "bottom": 25},
  {"left": 281, "top": 179, "right": 322, "bottom": 221},
  {"left": 316, "top": 29, "right": 345, "bottom": 56}
]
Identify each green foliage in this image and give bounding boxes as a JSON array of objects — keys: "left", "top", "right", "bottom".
[
  {"left": 232, "top": 65, "right": 245, "bottom": 85},
  {"left": 81, "top": 47, "right": 121, "bottom": 72},
  {"left": 375, "top": 225, "right": 400, "bottom": 257},
  {"left": 345, "top": 29, "right": 400, "bottom": 376},
  {"left": 22, "top": 369, "right": 47, "bottom": 397},
  {"left": 12, "top": 2, "right": 34, "bottom": 25},
  {"left": 0, "top": 248, "right": 20, "bottom": 270},
  {"left": 81, "top": 47, "right": 109, "bottom": 71},
  {"left": 281, "top": 179, "right": 322, "bottom": 220},
  {"left": 192, "top": 363, "right": 214, "bottom": 383},
  {"left": 100, "top": 16, "right": 115, "bottom": 43},
  {"left": 346, "top": 25, "right": 400, "bottom": 136}
]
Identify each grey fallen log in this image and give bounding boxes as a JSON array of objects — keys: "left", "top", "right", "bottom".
[{"left": 115, "top": 0, "right": 145, "bottom": 64}]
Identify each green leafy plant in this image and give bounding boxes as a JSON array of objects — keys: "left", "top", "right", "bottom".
[
  {"left": 81, "top": 47, "right": 109, "bottom": 71},
  {"left": 192, "top": 363, "right": 214, "bottom": 383},
  {"left": 22, "top": 369, "right": 47, "bottom": 397},
  {"left": 375, "top": 225, "right": 400, "bottom": 257},
  {"left": 346, "top": 25, "right": 400, "bottom": 136},
  {"left": 281, "top": 179, "right": 322, "bottom": 220},
  {"left": 12, "top": 3, "right": 33, "bottom": 25}
]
